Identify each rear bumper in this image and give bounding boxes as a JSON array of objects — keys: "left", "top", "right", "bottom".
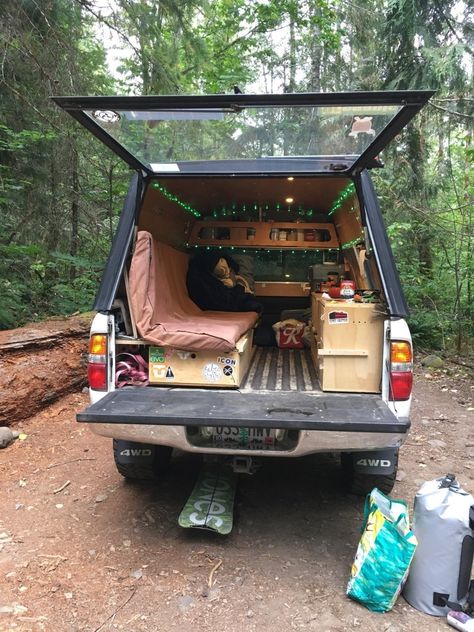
[
  {"left": 78, "top": 387, "right": 409, "bottom": 457},
  {"left": 88, "top": 422, "right": 407, "bottom": 457}
]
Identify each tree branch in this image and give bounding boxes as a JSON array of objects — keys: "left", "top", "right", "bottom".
[{"left": 429, "top": 102, "right": 474, "bottom": 121}]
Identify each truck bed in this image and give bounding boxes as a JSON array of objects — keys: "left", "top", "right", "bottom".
[{"left": 240, "top": 347, "right": 319, "bottom": 392}]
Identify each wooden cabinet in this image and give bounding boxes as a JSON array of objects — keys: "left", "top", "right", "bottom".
[
  {"left": 313, "top": 296, "right": 385, "bottom": 393},
  {"left": 188, "top": 221, "right": 339, "bottom": 249}
]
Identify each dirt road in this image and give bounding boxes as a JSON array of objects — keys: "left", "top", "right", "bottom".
[{"left": 1, "top": 365, "right": 473, "bottom": 632}]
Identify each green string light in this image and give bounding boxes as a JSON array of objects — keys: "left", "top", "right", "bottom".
[
  {"left": 152, "top": 182, "right": 202, "bottom": 218},
  {"left": 341, "top": 235, "right": 364, "bottom": 249},
  {"left": 328, "top": 182, "right": 356, "bottom": 217},
  {"left": 154, "top": 178, "right": 352, "bottom": 224},
  {"left": 200, "top": 202, "right": 318, "bottom": 220},
  {"left": 187, "top": 244, "right": 336, "bottom": 253}
]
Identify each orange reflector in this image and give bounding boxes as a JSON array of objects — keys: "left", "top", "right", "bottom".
[
  {"left": 391, "top": 341, "right": 412, "bottom": 364},
  {"left": 89, "top": 334, "right": 107, "bottom": 355}
]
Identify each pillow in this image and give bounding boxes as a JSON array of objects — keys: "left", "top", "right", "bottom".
[{"left": 231, "top": 254, "right": 255, "bottom": 292}]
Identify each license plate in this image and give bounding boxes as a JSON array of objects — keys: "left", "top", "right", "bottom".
[{"left": 204, "top": 426, "right": 276, "bottom": 449}]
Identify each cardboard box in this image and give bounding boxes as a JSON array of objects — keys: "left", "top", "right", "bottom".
[
  {"left": 316, "top": 298, "right": 385, "bottom": 393},
  {"left": 148, "top": 330, "right": 254, "bottom": 388}
]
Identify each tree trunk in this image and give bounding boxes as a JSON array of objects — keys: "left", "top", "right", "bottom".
[
  {"left": 288, "top": 15, "right": 297, "bottom": 93},
  {"left": 0, "top": 314, "right": 92, "bottom": 426},
  {"left": 308, "top": 1, "right": 322, "bottom": 91},
  {"left": 69, "top": 141, "right": 79, "bottom": 282}
]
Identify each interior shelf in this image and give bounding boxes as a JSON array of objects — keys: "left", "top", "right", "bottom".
[{"left": 188, "top": 221, "right": 339, "bottom": 249}]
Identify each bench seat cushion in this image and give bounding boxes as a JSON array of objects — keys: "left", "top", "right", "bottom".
[{"left": 129, "top": 231, "right": 258, "bottom": 351}]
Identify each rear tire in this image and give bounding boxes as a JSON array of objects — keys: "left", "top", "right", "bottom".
[
  {"left": 341, "top": 451, "right": 398, "bottom": 496},
  {"left": 113, "top": 440, "right": 172, "bottom": 480}
]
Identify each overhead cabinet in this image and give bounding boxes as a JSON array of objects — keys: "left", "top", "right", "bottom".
[{"left": 188, "top": 221, "right": 339, "bottom": 249}]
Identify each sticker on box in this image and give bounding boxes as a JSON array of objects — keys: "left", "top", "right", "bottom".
[
  {"left": 149, "top": 347, "right": 165, "bottom": 363},
  {"left": 203, "top": 363, "right": 222, "bottom": 382},
  {"left": 217, "top": 357, "right": 236, "bottom": 366},
  {"left": 151, "top": 364, "right": 166, "bottom": 379},
  {"left": 177, "top": 350, "right": 192, "bottom": 360},
  {"left": 328, "top": 310, "right": 349, "bottom": 325}
]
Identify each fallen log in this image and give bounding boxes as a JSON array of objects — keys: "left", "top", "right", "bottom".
[{"left": 0, "top": 313, "right": 93, "bottom": 426}]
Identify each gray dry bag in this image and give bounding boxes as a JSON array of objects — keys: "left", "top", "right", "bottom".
[{"left": 403, "top": 474, "right": 474, "bottom": 616}]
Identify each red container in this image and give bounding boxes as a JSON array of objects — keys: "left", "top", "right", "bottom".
[
  {"left": 340, "top": 280, "right": 355, "bottom": 298},
  {"left": 275, "top": 323, "right": 305, "bottom": 349},
  {"left": 304, "top": 229, "right": 316, "bottom": 242},
  {"left": 328, "top": 286, "right": 341, "bottom": 299}
]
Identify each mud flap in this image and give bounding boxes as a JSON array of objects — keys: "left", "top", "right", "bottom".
[
  {"left": 178, "top": 463, "right": 237, "bottom": 535},
  {"left": 351, "top": 448, "right": 398, "bottom": 475}
]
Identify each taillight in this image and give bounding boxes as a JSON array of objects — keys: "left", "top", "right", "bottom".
[
  {"left": 88, "top": 334, "right": 108, "bottom": 391},
  {"left": 389, "top": 341, "right": 413, "bottom": 401}
]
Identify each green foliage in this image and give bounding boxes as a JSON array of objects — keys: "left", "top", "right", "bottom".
[
  {"left": 0, "top": 243, "right": 102, "bottom": 329},
  {"left": 0, "top": 0, "right": 472, "bottom": 357}
]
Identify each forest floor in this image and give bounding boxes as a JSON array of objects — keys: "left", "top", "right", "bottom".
[{"left": 0, "top": 362, "right": 473, "bottom": 632}]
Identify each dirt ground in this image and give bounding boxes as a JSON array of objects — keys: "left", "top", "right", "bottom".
[{"left": 0, "top": 362, "right": 473, "bottom": 632}]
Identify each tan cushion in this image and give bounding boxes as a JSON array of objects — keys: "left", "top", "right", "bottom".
[{"left": 128, "top": 231, "right": 258, "bottom": 351}]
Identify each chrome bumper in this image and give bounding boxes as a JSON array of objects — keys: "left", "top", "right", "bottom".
[{"left": 89, "top": 422, "right": 407, "bottom": 457}]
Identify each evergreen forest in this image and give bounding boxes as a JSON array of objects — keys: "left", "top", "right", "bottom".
[{"left": 0, "top": 0, "right": 472, "bottom": 354}]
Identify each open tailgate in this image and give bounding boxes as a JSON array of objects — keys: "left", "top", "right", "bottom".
[{"left": 77, "top": 388, "right": 408, "bottom": 433}]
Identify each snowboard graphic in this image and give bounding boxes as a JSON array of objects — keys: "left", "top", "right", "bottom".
[{"left": 178, "top": 463, "right": 237, "bottom": 535}]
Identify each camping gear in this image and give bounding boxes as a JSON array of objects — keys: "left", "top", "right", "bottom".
[
  {"left": 340, "top": 279, "right": 356, "bottom": 298},
  {"left": 403, "top": 474, "right": 474, "bottom": 616},
  {"left": 328, "top": 286, "right": 341, "bottom": 299},
  {"left": 115, "top": 353, "right": 149, "bottom": 387},
  {"left": 447, "top": 611, "right": 474, "bottom": 632},
  {"left": 347, "top": 488, "right": 418, "bottom": 612},
  {"left": 272, "top": 319, "right": 305, "bottom": 349}
]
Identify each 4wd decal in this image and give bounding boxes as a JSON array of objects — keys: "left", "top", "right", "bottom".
[
  {"left": 328, "top": 310, "right": 349, "bottom": 325},
  {"left": 356, "top": 458, "right": 392, "bottom": 468},
  {"left": 120, "top": 448, "right": 153, "bottom": 457},
  {"left": 352, "top": 449, "right": 397, "bottom": 475},
  {"left": 115, "top": 441, "right": 155, "bottom": 464}
]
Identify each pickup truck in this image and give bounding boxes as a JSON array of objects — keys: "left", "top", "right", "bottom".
[{"left": 54, "top": 90, "right": 433, "bottom": 494}]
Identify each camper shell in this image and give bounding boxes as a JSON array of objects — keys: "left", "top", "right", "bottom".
[{"left": 53, "top": 90, "right": 433, "bottom": 493}]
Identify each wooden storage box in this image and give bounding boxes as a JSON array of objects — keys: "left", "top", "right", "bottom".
[
  {"left": 148, "top": 330, "right": 254, "bottom": 388},
  {"left": 311, "top": 292, "right": 323, "bottom": 336},
  {"left": 316, "top": 298, "right": 385, "bottom": 393}
]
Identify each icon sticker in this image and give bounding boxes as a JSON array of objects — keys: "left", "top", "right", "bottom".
[
  {"left": 223, "top": 366, "right": 233, "bottom": 377},
  {"left": 217, "top": 357, "right": 236, "bottom": 366}
]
